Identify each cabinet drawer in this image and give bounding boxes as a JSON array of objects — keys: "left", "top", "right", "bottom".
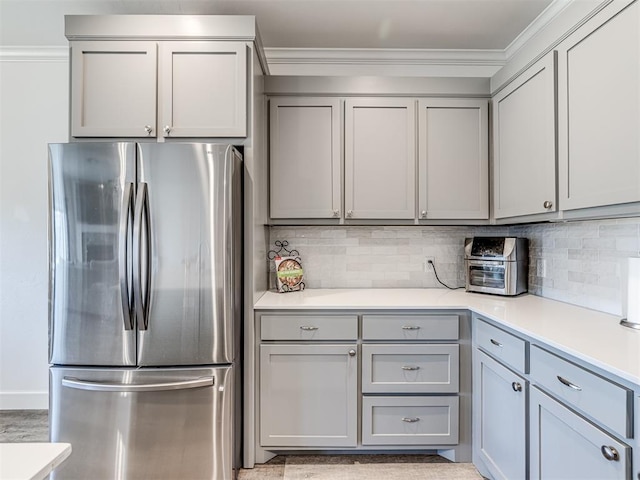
[
  {"left": 362, "top": 396, "right": 459, "bottom": 445},
  {"left": 362, "top": 344, "right": 459, "bottom": 393},
  {"left": 260, "top": 314, "right": 358, "bottom": 340},
  {"left": 530, "top": 345, "right": 632, "bottom": 439},
  {"left": 475, "top": 319, "right": 527, "bottom": 372},
  {"left": 362, "top": 314, "right": 459, "bottom": 340}
]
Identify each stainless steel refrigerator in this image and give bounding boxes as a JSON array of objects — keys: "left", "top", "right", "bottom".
[{"left": 47, "top": 142, "right": 243, "bottom": 479}]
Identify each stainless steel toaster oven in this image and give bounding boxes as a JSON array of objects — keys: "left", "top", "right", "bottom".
[{"left": 464, "top": 237, "right": 529, "bottom": 296}]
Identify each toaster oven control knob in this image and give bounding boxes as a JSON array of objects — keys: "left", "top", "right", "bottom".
[
  {"left": 144, "top": 125, "right": 153, "bottom": 136},
  {"left": 420, "top": 210, "right": 427, "bottom": 218},
  {"left": 543, "top": 200, "right": 553, "bottom": 209}
]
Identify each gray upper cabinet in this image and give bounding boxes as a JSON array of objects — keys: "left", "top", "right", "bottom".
[
  {"left": 70, "top": 41, "right": 158, "bottom": 138},
  {"left": 492, "top": 52, "right": 556, "bottom": 219},
  {"left": 345, "top": 98, "right": 416, "bottom": 220},
  {"left": 557, "top": 0, "right": 639, "bottom": 211},
  {"left": 158, "top": 42, "right": 247, "bottom": 138},
  {"left": 70, "top": 40, "right": 247, "bottom": 138},
  {"left": 418, "top": 98, "right": 489, "bottom": 220},
  {"left": 269, "top": 97, "right": 341, "bottom": 219}
]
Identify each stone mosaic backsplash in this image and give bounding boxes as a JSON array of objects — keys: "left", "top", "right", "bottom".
[{"left": 270, "top": 217, "right": 640, "bottom": 316}]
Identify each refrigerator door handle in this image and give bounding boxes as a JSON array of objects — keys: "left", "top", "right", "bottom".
[
  {"left": 61, "top": 376, "right": 214, "bottom": 392},
  {"left": 133, "top": 182, "right": 150, "bottom": 330},
  {"left": 119, "top": 182, "right": 134, "bottom": 331}
]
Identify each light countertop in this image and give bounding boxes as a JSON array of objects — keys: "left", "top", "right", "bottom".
[
  {"left": 0, "top": 443, "right": 71, "bottom": 480},
  {"left": 255, "top": 289, "right": 640, "bottom": 388}
]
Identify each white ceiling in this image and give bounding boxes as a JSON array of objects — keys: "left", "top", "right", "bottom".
[{"left": 1, "top": 0, "right": 557, "bottom": 51}]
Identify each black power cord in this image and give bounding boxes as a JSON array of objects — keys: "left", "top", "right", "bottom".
[{"left": 428, "top": 260, "right": 464, "bottom": 290}]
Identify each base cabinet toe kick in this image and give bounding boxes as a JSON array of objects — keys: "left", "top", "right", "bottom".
[{"left": 254, "top": 311, "right": 472, "bottom": 462}]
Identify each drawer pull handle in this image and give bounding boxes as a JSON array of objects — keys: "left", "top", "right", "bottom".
[
  {"left": 402, "top": 417, "right": 420, "bottom": 423},
  {"left": 557, "top": 375, "right": 582, "bottom": 391},
  {"left": 402, "top": 365, "right": 420, "bottom": 371},
  {"left": 490, "top": 339, "right": 503, "bottom": 347},
  {"left": 512, "top": 382, "right": 522, "bottom": 392},
  {"left": 601, "top": 445, "right": 620, "bottom": 462},
  {"left": 402, "top": 325, "right": 421, "bottom": 330},
  {"left": 300, "top": 326, "right": 319, "bottom": 331}
]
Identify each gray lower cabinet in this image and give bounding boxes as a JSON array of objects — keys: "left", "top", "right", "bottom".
[
  {"left": 530, "top": 386, "right": 631, "bottom": 480},
  {"left": 259, "top": 343, "right": 358, "bottom": 447},
  {"left": 472, "top": 317, "right": 528, "bottom": 480},
  {"left": 473, "top": 350, "right": 527, "bottom": 480}
]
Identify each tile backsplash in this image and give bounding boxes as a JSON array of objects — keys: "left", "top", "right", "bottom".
[{"left": 270, "top": 217, "right": 640, "bottom": 316}]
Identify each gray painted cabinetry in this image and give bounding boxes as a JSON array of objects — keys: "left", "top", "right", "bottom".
[
  {"left": 71, "top": 41, "right": 247, "bottom": 138},
  {"left": 268, "top": 92, "right": 490, "bottom": 223},
  {"left": 269, "top": 98, "right": 341, "bottom": 219},
  {"left": 473, "top": 314, "right": 637, "bottom": 480},
  {"left": 492, "top": 52, "right": 556, "bottom": 220},
  {"left": 557, "top": 0, "right": 639, "bottom": 212},
  {"left": 472, "top": 319, "right": 528, "bottom": 480},
  {"left": 68, "top": 19, "right": 251, "bottom": 139},
  {"left": 256, "top": 310, "right": 470, "bottom": 459}
]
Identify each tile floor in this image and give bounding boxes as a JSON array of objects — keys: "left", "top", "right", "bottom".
[{"left": 1, "top": 410, "right": 484, "bottom": 479}]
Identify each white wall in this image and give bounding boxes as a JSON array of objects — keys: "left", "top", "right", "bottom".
[{"left": 0, "top": 54, "right": 69, "bottom": 408}]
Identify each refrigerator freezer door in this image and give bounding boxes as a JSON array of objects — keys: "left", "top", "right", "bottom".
[
  {"left": 136, "top": 144, "right": 242, "bottom": 366},
  {"left": 48, "top": 143, "right": 136, "bottom": 366},
  {"left": 49, "top": 365, "right": 235, "bottom": 480}
]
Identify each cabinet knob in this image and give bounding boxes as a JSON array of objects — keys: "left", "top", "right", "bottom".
[
  {"left": 601, "top": 445, "right": 620, "bottom": 462},
  {"left": 420, "top": 210, "right": 427, "bottom": 218},
  {"left": 348, "top": 349, "right": 356, "bottom": 357},
  {"left": 332, "top": 209, "right": 340, "bottom": 218},
  {"left": 144, "top": 125, "right": 153, "bottom": 135},
  {"left": 511, "top": 381, "right": 522, "bottom": 392},
  {"left": 163, "top": 125, "right": 172, "bottom": 136},
  {"left": 346, "top": 210, "right": 353, "bottom": 218},
  {"left": 543, "top": 200, "right": 553, "bottom": 209}
]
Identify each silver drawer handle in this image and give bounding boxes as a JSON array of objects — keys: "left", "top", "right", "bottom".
[
  {"left": 601, "top": 445, "right": 620, "bottom": 462},
  {"left": 402, "top": 417, "right": 420, "bottom": 423},
  {"left": 300, "top": 326, "right": 319, "bottom": 331},
  {"left": 557, "top": 375, "right": 582, "bottom": 391},
  {"left": 402, "top": 325, "right": 421, "bottom": 330},
  {"left": 402, "top": 365, "right": 420, "bottom": 371},
  {"left": 490, "top": 338, "right": 503, "bottom": 347}
]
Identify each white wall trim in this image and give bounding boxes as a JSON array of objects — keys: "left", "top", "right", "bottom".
[
  {"left": 0, "top": 392, "right": 49, "bottom": 410},
  {"left": 0, "top": 46, "right": 68, "bottom": 62}
]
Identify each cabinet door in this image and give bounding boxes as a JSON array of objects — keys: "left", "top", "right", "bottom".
[
  {"left": 159, "top": 42, "right": 247, "bottom": 138},
  {"left": 260, "top": 344, "right": 357, "bottom": 447},
  {"left": 345, "top": 98, "right": 416, "bottom": 219},
  {"left": 492, "top": 52, "right": 556, "bottom": 218},
  {"left": 418, "top": 99, "right": 488, "bottom": 220},
  {"left": 530, "top": 387, "right": 631, "bottom": 480},
  {"left": 70, "top": 41, "right": 157, "bottom": 138},
  {"left": 473, "top": 350, "right": 527, "bottom": 480},
  {"left": 269, "top": 98, "right": 341, "bottom": 219},
  {"left": 557, "top": 0, "right": 639, "bottom": 210}
]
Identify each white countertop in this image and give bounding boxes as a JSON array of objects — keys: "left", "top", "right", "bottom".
[
  {"left": 0, "top": 443, "right": 71, "bottom": 480},
  {"left": 255, "top": 289, "right": 640, "bottom": 387}
]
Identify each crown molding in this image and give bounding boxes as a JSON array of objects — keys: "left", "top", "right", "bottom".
[
  {"left": 265, "top": 47, "right": 507, "bottom": 66},
  {"left": 0, "top": 46, "right": 68, "bottom": 62},
  {"left": 504, "top": 0, "right": 573, "bottom": 60}
]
